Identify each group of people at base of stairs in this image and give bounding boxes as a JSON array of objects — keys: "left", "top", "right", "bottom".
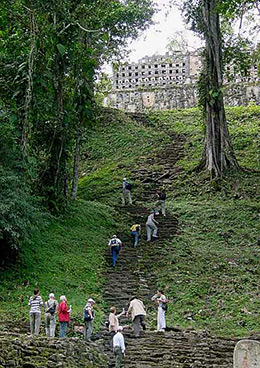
[
  {"left": 109, "top": 292, "right": 167, "bottom": 367},
  {"left": 28, "top": 288, "right": 96, "bottom": 341}
]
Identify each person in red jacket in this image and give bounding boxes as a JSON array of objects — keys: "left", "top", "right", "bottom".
[{"left": 58, "top": 295, "right": 71, "bottom": 338}]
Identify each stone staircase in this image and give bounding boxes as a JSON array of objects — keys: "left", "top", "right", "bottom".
[{"left": 101, "top": 128, "right": 238, "bottom": 367}]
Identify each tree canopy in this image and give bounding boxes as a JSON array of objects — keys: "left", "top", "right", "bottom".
[{"left": 0, "top": 0, "right": 155, "bottom": 262}]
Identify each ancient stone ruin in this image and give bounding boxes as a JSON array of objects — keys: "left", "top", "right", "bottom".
[{"left": 107, "top": 50, "right": 260, "bottom": 112}]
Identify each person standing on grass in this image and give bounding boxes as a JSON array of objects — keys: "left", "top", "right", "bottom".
[
  {"left": 127, "top": 297, "right": 146, "bottom": 338},
  {"left": 155, "top": 189, "right": 166, "bottom": 217},
  {"left": 58, "top": 295, "right": 71, "bottom": 338},
  {"left": 151, "top": 290, "right": 167, "bottom": 332},
  {"left": 83, "top": 298, "right": 95, "bottom": 341},
  {"left": 108, "top": 235, "right": 122, "bottom": 267},
  {"left": 122, "top": 177, "right": 132, "bottom": 205},
  {"left": 130, "top": 223, "right": 141, "bottom": 248},
  {"left": 113, "top": 326, "right": 126, "bottom": 368},
  {"left": 28, "top": 288, "right": 44, "bottom": 335},
  {"left": 44, "top": 293, "right": 58, "bottom": 338},
  {"left": 146, "top": 210, "right": 159, "bottom": 242}
]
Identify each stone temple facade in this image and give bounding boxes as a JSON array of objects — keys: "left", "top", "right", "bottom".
[{"left": 107, "top": 51, "right": 260, "bottom": 111}]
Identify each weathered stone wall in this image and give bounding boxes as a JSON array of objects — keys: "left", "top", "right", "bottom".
[
  {"left": 0, "top": 332, "right": 106, "bottom": 368},
  {"left": 107, "top": 83, "right": 260, "bottom": 112}
]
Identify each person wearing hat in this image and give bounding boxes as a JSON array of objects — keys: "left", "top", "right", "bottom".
[
  {"left": 113, "top": 326, "right": 126, "bottom": 368},
  {"left": 83, "top": 298, "right": 95, "bottom": 341},
  {"left": 108, "top": 235, "right": 122, "bottom": 267},
  {"left": 146, "top": 210, "right": 159, "bottom": 242},
  {"left": 44, "top": 293, "right": 58, "bottom": 337},
  {"left": 122, "top": 177, "right": 132, "bottom": 205}
]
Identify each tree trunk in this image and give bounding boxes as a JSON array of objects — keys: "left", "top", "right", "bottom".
[
  {"left": 199, "top": 0, "right": 239, "bottom": 177},
  {"left": 71, "top": 128, "right": 82, "bottom": 200}
]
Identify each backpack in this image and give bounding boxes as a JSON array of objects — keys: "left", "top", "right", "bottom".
[
  {"left": 159, "top": 192, "right": 166, "bottom": 200},
  {"left": 162, "top": 303, "right": 168, "bottom": 312},
  {"left": 125, "top": 182, "right": 132, "bottom": 191},
  {"left": 84, "top": 307, "right": 94, "bottom": 322},
  {"left": 110, "top": 239, "right": 118, "bottom": 247},
  {"left": 47, "top": 301, "right": 56, "bottom": 315}
]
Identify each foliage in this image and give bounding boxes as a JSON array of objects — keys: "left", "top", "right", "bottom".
[
  {"left": 0, "top": 0, "right": 155, "bottom": 259},
  {"left": 0, "top": 106, "right": 259, "bottom": 338},
  {"left": 0, "top": 200, "right": 116, "bottom": 331},
  {"left": 148, "top": 105, "right": 260, "bottom": 171}
]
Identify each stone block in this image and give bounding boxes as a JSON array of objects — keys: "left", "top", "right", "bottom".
[{"left": 234, "top": 340, "right": 260, "bottom": 368}]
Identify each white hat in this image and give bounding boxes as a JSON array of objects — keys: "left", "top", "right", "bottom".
[
  {"left": 88, "top": 298, "right": 95, "bottom": 304},
  {"left": 123, "top": 178, "right": 126, "bottom": 181},
  {"left": 112, "top": 235, "right": 117, "bottom": 238},
  {"left": 117, "top": 326, "right": 123, "bottom": 331}
]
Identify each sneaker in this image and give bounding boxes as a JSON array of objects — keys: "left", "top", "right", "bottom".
[{"left": 153, "top": 235, "right": 158, "bottom": 238}]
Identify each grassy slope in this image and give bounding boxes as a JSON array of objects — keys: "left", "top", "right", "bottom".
[
  {"left": 149, "top": 106, "right": 260, "bottom": 337},
  {"left": 0, "top": 106, "right": 259, "bottom": 338},
  {"left": 0, "top": 201, "right": 116, "bottom": 330}
]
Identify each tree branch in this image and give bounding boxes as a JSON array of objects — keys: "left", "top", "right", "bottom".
[{"left": 76, "top": 22, "right": 102, "bottom": 33}]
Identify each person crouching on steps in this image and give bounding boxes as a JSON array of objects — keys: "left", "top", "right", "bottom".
[
  {"left": 127, "top": 297, "right": 146, "bottom": 338},
  {"left": 44, "top": 293, "right": 58, "bottom": 338},
  {"left": 122, "top": 177, "right": 132, "bottom": 205},
  {"left": 151, "top": 290, "right": 167, "bottom": 332},
  {"left": 146, "top": 211, "right": 159, "bottom": 242},
  {"left": 130, "top": 224, "right": 141, "bottom": 248},
  {"left": 83, "top": 298, "right": 95, "bottom": 342},
  {"left": 113, "top": 326, "right": 126, "bottom": 368},
  {"left": 108, "top": 235, "right": 122, "bottom": 267},
  {"left": 58, "top": 295, "right": 71, "bottom": 338}
]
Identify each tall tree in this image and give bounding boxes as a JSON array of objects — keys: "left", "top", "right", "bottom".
[{"left": 181, "top": 0, "right": 257, "bottom": 177}]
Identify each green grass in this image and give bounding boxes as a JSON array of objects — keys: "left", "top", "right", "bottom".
[
  {"left": 79, "top": 108, "right": 171, "bottom": 204},
  {"left": 149, "top": 105, "right": 260, "bottom": 171},
  {"left": 0, "top": 200, "right": 116, "bottom": 331},
  {"left": 1, "top": 105, "right": 260, "bottom": 339},
  {"left": 159, "top": 195, "right": 260, "bottom": 337}
]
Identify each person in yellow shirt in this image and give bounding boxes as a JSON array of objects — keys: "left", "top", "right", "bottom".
[{"left": 130, "top": 224, "right": 141, "bottom": 248}]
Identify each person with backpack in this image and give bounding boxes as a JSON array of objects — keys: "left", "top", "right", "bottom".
[
  {"left": 151, "top": 290, "right": 167, "bottom": 332},
  {"left": 83, "top": 298, "right": 95, "bottom": 341},
  {"left": 126, "top": 297, "right": 146, "bottom": 338},
  {"left": 58, "top": 295, "right": 71, "bottom": 338},
  {"left": 155, "top": 189, "right": 166, "bottom": 217},
  {"left": 146, "top": 211, "right": 159, "bottom": 242},
  {"left": 130, "top": 224, "right": 141, "bottom": 248},
  {"left": 113, "top": 326, "right": 126, "bottom": 368},
  {"left": 108, "top": 235, "right": 122, "bottom": 267},
  {"left": 44, "top": 293, "right": 58, "bottom": 338},
  {"left": 122, "top": 177, "right": 132, "bottom": 205},
  {"left": 28, "top": 288, "right": 44, "bottom": 335}
]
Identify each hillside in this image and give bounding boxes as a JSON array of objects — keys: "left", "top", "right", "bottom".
[{"left": 0, "top": 106, "right": 260, "bottom": 366}]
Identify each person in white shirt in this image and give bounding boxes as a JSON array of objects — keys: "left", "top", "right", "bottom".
[
  {"left": 146, "top": 211, "right": 159, "bottom": 241},
  {"left": 151, "top": 290, "right": 167, "bottom": 331},
  {"left": 122, "top": 178, "right": 132, "bottom": 205},
  {"left": 113, "top": 326, "right": 126, "bottom": 368},
  {"left": 108, "top": 235, "right": 122, "bottom": 267},
  {"left": 28, "top": 288, "right": 44, "bottom": 335}
]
